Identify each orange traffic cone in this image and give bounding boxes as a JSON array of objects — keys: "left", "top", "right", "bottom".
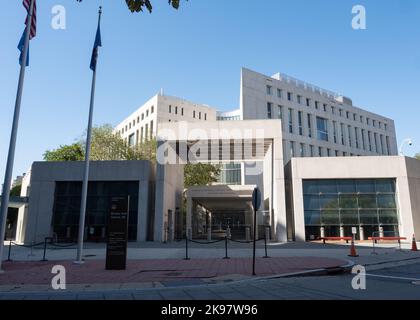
[
  {"left": 412, "top": 235, "right": 418, "bottom": 252},
  {"left": 348, "top": 238, "right": 359, "bottom": 257}
]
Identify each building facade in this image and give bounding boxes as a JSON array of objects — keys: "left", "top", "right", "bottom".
[
  {"left": 240, "top": 68, "right": 398, "bottom": 165},
  {"left": 114, "top": 93, "right": 217, "bottom": 146}
]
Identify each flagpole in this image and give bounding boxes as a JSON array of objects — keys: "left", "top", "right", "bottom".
[
  {"left": 75, "top": 6, "right": 102, "bottom": 264},
  {"left": 0, "top": 0, "right": 35, "bottom": 273}
]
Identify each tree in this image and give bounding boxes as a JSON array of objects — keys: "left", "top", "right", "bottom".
[
  {"left": 10, "top": 184, "right": 22, "bottom": 197},
  {"left": 43, "top": 143, "right": 84, "bottom": 162},
  {"left": 44, "top": 124, "right": 157, "bottom": 162},
  {"left": 76, "top": 0, "right": 186, "bottom": 13},
  {"left": 184, "top": 163, "right": 221, "bottom": 188},
  {"left": 415, "top": 153, "right": 420, "bottom": 160}
]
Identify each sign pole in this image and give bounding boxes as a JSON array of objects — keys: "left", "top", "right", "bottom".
[{"left": 252, "top": 187, "right": 261, "bottom": 276}]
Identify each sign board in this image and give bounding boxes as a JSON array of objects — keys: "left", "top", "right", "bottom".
[
  {"left": 106, "top": 196, "right": 129, "bottom": 270},
  {"left": 252, "top": 187, "right": 261, "bottom": 211},
  {"left": 352, "top": 227, "right": 357, "bottom": 235}
]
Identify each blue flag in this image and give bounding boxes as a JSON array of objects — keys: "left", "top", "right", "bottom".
[
  {"left": 90, "top": 22, "right": 102, "bottom": 71},
  {"left": 18, "top": 31, "right": 29, "bottom": 67}
]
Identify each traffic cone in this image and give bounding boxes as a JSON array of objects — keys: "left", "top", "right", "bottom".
[
  {"left": 412, "top": 234, "right": 418, "bottom": 252},
  {"left": 348, "top": 238, "right": 359, "bottom": 257}
]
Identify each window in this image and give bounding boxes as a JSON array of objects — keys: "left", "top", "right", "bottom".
[
  {"left": 193, "top": 110, "right": 196, "bottom": 118},
  {"left": 129, "top": 123, "right": 131, "bottom": 129},
  {"left": 380, "top": 135, "right": 385, "bottom": 155},
  {"left": 346, "top": 111, "right": 350, "bottom": 119},
  {"left": 151, "top": 106, "right": 154, "bottom": 114},
  {"left": 386, "top": 136, "right": 391, "bottom": 155},
  {"left": 315, "top": 101, "right": 319, "bottom": 109},
  {"left": 267, "top": 102, "right": 273, "bottom": 119},
  {"left": 175, "top": 106, "right": 178, "bottom": 115},
  {"left": 128, "top": 133, "right": 135, "bottom": 147},
  {"left": 361, "top": 129, "right": 366, "bottom": 150},
  {"left": 347, "top": 125, "right": 352, "bottom": 147},
  {"left": 355, "top": 127, "right": 359, "bottom": 149},
  {"left": 141, "top": 113, "right": 144, "bottom": 121},
  {"left": 360, "top": 116, "right": 363, "bottom": 123},
  {"left": 137, "top": 117, "right": 140, "bottom": 124},
  {"left": 266, "top": 85, "right": 272, "bottom": 95},
  {"left": 288, "top": 109, "right": 293, "bottom": 134},
  {"left": 181, "top": 108, "right": 184, "bottom": 116},
  {"left": 133, "top": 120, "right": 135, "bottom": 127},
  {"left": 340, "top": 123, "right": 345, "bottom": 145},
  {"left": 300, "top": 143, "right": 305, "bottom": 157},
  {"left": 205, "top": 113, "right": 207, "bottom": 121},
  {"left": 287, "top": 92, "right": 293, "bottom": 101},
  {"left": 306, "top": 98, "right": 311, "bottom": 107},
  {"left": 384, "top": 123, "right": 388, "bottom": 131},
  {"left": 146, "top": 110, "right": 149, "bottom": 117},
  {"left": 310, "top": 145, "right": 315, "bottom": 157},
  {"left": 331, "top": 106, "right": 335, "bottom": 115},
  {"left": 169, "top": 105, "right": 172, "bottom": 113},
  {"left": 277, "top": 88, "right": 282, "bottom": 98},
  {"left": 316, "top": 117, "right": 329, "bottom": 141},
  {"left": 297, "top": 95, "right": 302, "bottom": 104},
  {"left": 318, "top": 147, "right": 323, "bottom": 157},
  {"left": 140, "top": 127, "right": 144, "bottom": 143},
  {"left": 367, "top": 118, "right": 370, "bottom": 125},
  {"left": 298, "top": 111, "right": 303, "bottom": 135},
  {"left": 332, "top": 121, "right": 337, "bottom": 144},
  {"left": 150, "top": 121, "right": 154, "bottom": 137},
  {"left": 277, "top": 105, "right": 283, "bottom": 119},
  {"left": 374, "top": 133, "right": 379, "bottom": 153},
  {"left": 307, "top": 114, "right": 312, "bottom": 138},
  {"left": 145, "top": 124, "right": 149, "bottom": 140},
  {"left": 339, "top": 109, "right": 343, "bottom": 117},
  {"left": 353, "top": 114, "right": 357, "bottom": 121},
  {"left": 323, "top": 104, "right": 327, "bottom": 112},
  {"left": 368, "top": 131, "right": 372, "bottom": 151},
  {"left": 373, "top": 120, "right": 376, "bottom": 128},
  {"left": 199, "top": 112, "right": 202, "bottom": 120},
  {"left": 290, "top": 141, "right": 295, "bottom": 158}
]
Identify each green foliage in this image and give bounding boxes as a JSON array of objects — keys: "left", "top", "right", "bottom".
[
  {"left": 76, "top": 0, "right": 185, "bottom": 13},
  {"left": 415, "top": 153, "right": 420, "bottom": 160},
  {"left": 43, "top": 143, "right": 84, "bottom": 162},
  {"left": 44, "top": 124, "right": 157, "bottom": 162},
  {"left": 184, "top": 163, "right": 221, "bottom": 188},
  {"left": 10, "top": 184, "right": 22, "bottom": 197}
]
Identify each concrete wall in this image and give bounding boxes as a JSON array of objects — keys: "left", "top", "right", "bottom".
[
  {"left": 154, "top": 162, "right": 184, "bottom": 242},
  {"left": 289, "top": 156, "right": 420, "bottom": 241},
  {"left": 16, "top": 161, "right": 154, "bottom": 244}
]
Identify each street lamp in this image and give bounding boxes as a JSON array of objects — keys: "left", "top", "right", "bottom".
[{"left": 399, "top": 138, "right": 413, "bottom": 156}]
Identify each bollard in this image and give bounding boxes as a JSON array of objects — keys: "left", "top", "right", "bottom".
[
  {"left": 184, "top": 233, "right": 190, "bottom": 260},
  {"left": 246, "top": 227, "right": 251, "bottom": 242},
  {"left": 207, "top": 228, "right": 212, "bottom": 241},
  {"left": 7, "top": 240, "right": 12, "bottom": 262},
  {"left": 263, "top": 230, "right": 270, "bottom": 259},
  {"left": 41, "top": 237, "right": 49, "bottom": 262},
  {"left": 223, "top": 236, "right": 230, "bottom": 260}
]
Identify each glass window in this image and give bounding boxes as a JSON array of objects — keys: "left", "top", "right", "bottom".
[
  {"left": 318, "top": 180, "right": 337, "bottom": 194},
  {"left": 305, "top": 211, "right": 321, "bottom": 225},
  {"left": 266, "top": 85, "right": 272, "bottom": 95},
  {"left": 339, "top": 194, "right": 358, "bottom": 208},
  {"left": 377, "top": 194, "right": 396, "bottom": 208},
  {"left": 303, "top": 181, "right": 319, "bottom": 194},
  {"left": 304, "top": 195, "right": 320, "bottom": 210},
  {"left": 321, "top": 210, "right": 340, "bottom": 225},
  {"left": 267, "top": 102, "right": 272, "bottom": 119},
  {"left": 359, "top": 195, "right": 377, "bottom": 208},
  {"left": 360, "top": 210, "right": 379, "bottom": 225},
  {"left": 376, "top": 179, "right": 395, "bottom": 193},
  {"left": 341, "top": 210, "right": 359, "bottom": 225},
  {"left": 320, "top": 195, "right": 338, "bottom": 209},
  {"left": 357, "top": 180, "right": 376, "bottom": 193},
  {"left": 316, "top": 117, "right": 329, "bottom": 141},
  {"left": 379, "top": 210, "right": 399, "bottom": 224}
]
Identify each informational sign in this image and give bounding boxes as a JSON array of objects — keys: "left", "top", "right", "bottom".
[
  {"left": 352, "top": 227, "right": 357, "bottom": 235},
  {"left": 105, "top": 196, "right": 129, "bottom": 270}
]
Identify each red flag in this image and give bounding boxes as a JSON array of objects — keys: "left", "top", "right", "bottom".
[{"left": 23, "top": 0, "right": 36, "bottom": 39}]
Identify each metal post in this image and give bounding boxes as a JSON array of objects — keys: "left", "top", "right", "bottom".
[
  {"left": 184, "top": 232, "right": 190, "bottom": 260},
  {"left": 263, "top": 229, "right": 270, "bottom": 259},
  {"left": 0, "top": 0, "right": 35, "bottom": 273},
  {"left": 41, "top": 238, "right": 49, "bottom": 262},
  {"left": 7, "top": 240, "right": 12, "bottom": 262},
  {"left": 252, "top": 208, "right": 257, "bottom": 276},
  {"left": 75, "top": 7, "right": 102, "bottom": 264},
  {"left": 223, "top": 235, "right": 230, "bottom": 260}
]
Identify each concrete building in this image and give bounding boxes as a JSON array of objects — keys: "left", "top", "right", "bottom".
[
  {"left": 286, "top": 156, "right": 420, "bottom": 241},
  {"left": 240, "top": 68, "right": 398, "bottom": 164},
  {"left": 114, "top": 92, "right": 217, "bottom": 145}
]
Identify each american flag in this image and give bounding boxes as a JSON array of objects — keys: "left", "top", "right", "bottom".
[{"left": 23, "top": 0, "right": 36, "bottom": 39}]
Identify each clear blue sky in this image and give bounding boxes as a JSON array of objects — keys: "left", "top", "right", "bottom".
[{"left": 1, "top": 0, "right": 420, "bottom": 183}]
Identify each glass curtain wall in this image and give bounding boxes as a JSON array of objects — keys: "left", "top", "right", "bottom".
[{"left": 303, "top": 179, "right": 399, "bottom": 240}]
